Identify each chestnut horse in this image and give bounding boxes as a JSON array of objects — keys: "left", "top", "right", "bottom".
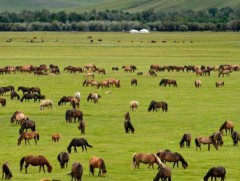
[
  {"left": 132, "top": 153, "right": 164, "bottom": 169},
  {"left": 20, "top": 155, "right": 52, "bottom": 173},
  {"left": 203, "top": 166, "right": 226, "bottom": 181},
  {"left": 179, "top": 133, "right": 191, "bottom": 148},
  {"left": 52, "top": 133, "right": 61, "bottom": 142},
  {"left": 219, "top": 120, "right": 234, "bottom": 135},
  {"left": 18, "top": 131, "right": 39, "bottom": 145},
  {"left": 89, "top": 156, "right": 107, "bottom": 177},
  {"left": 195, "top": 136, "right": 218, "bottom": 151},
  {"left": 130, "top": 101, "right": 139, "bottom": 111},
  {"left": 69, "top": 162, "right": 83, "bottom": 181}
]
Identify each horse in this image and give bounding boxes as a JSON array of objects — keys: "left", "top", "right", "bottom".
[
  {"left": 231, "top": 131, "right": 240, "bottom": 146},
  {"left": 179, "top": 133, "right": 191, "bottom": 148},
  {"left": 131, "top": 78, "right": 137, "bottom": 86},
  {"left": 107, "top": 78, "right": 120, "bottom": 88},
  {"left": 149, "top": 69, "right": 157, "bottom": 76},
  {"left": 29, "top": 87, "right": 41, "bottom": 95},
  {"left": 70, "top": 97, "right": 80, "bottom": 109},
  {"left": 195, "top": 80, "right": 202, "bottom": 88},
  {"left": 20, "top": 155, "right": 52, "bottom": 173},
  {"left": 58, "top": 96, "right": 73, "bottom": 106},
  {"left": 210, "top": 132, "right": 224, "bottom": 147},
  {"left": 87, "top": 93, "right": 101, "bottom": 103},
  {"left": 89, "top": 157, "right": 107, "bottom": 177},
  {"left": 132, "top": 153, "right": 164, "bottom": 169},
  {"left": 17, "top": 131, "right": 40, "bottom": 145},
  {"left": 19, "top": 120, "right": 36, "bottom": 134},
  {"left": 65, "top": 109, "right": 83, "bottom": 123},
  {"left": 78, "top": 120, "right": 86, "bottom": 134},
  {"left": 216, "top": 81, "right": 224, "bottom": 87},
  {"left": 34, "top": 94, "right": 45, "bottom": 102},
  {"left": 153, "top": 165, "right": 171, "bottom": 181},
  {"left": 57, "top": 152, "right": 69, "bottom": 169},
  {"left": 219, "top": 120, "right": 234, "bottom": 135},
  {"left": 20, "top": 93, "right": 37, "bottom": 102},
  {"left": 218, "top": 69, "right": 230, "bottom": 77},
  {"left": 124, "top": 111, "right": 131, "bottom": 121},
  {"left": 112, "top": 66, "right": 119, "bottom": 71},
  {"left": 74, "top": 92, "right": 81, "bottom": 100},
  {"left": 10, "top": 91, "right": 20, "bottom": 100},
  {"left": 67, "top": 138, "right": 92, "bottom": 153},
  {"left": 159, "top": 79, "right": 177, "bottom": 87},
  {"left": 203, "top": 166, "right": 226, "bottom": 181},
  {"left": 97, "top": 80, "right": 109, "bottom": 89},
  {"left": 17, "top": 86, "right": 31, "bottom": 95},
  {"left": 69, "top": 162, "right": 83, "bottom": 181},
  {"left": 40, "top": 100, "right": 54, "bottom": 110},
  {"left": 148, "top": 100, "right": 168, "bottom": 112},
  {"left": 2, "top": 162, "right": 13, "bottom": 179},
  {"left": 10, "top": 111, "right": 29, "bottom": 124},
  {"left": 52, "top": 133, "right": 61, "bottom": 142},
  {"left": 195, "top": 136, "right": 218, "bottom": 151},
  {"left": 0, "top": 98, "right": 6, "bottom": 107},
  {"left": 97, "top": 68, "right": 106, "bottom": 74},
  {"left": 84, "top": 72, "right": 94, "bottom": 79},
  {"left": 124, "top": 119, "right": 135, "bottom": 133},
  {"left": 157, "top": 151, "right": 188, "bottom": 169},
  {"left": 130, "top": 101, "right": 139, "bottom": 111}
]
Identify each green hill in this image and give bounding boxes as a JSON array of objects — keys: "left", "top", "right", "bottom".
[{"left": 0, "top": 0, "right": 239, "bottom": 12}]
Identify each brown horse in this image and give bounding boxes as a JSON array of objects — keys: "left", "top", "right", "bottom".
[
  {"left": 108, "top": 78, "right": 120, "bottom": 88},
  {"left": 131, "top": 78, "right": 137, "bottom": 86},
  {"left": 70, "top": 97, "right": 80, "bottom": 109},
  {"left": 69, "top": 162, "right": 83, "bottom": 181},
  {"left": 195, "top": 136, "right": 218, "bottom": 151},
  {"left": 52, "top": 133, "right": 61, "bottom": 142},
  {"left": 2, "top": 162, "right": 13, "bottom": 179},
  {"left": 10, "top": 91, "right": 20, "bottom": 100},
  {"left": 231, "top": 131, "right": 240, "bottom": 146},
  {"left": 203, "top": 166, "right": 226, "bottom": 181},
  {"left": 89, "top": 157, "right": 107, "bottom": 177},
  {"left": 148, "top": 100, "right": 168, "bottom": 112},
  {"left": 132, "top": 153, "right": 164, "bottom": 169},
  {"left": 57, "top": 151, "right": 69, "bottom": 169},
  {"left": 179, "top": 133, "right": 192, "bottom": 148},
  {"left": 153, "top": 164, "right": 171, "bottom": 181},
  {"left": 65, "top": 109, "right": 83, "bottom": 123},
  {"left": 219, "top": 120, "right": 234, "bottom": 135},
  {"left": 58, "top": 96, "right": 73, "bottom": 106},
  {"left": 97, "top": 80, "right": 109, "bottom": 89},
  {"left": 78, "top": 120, "right": 86, "bottom": 134},
  {"left": 20, "top": 155, "right": 52, "bottom": 173},
  {"left": 210, "top": 132, "right": 223, "bottom": 146},
  {"left": 157, "top": 151, "right": 188, "bottom": 169},
  {"left": 18, "top": 131, "right": 39, "bottom": 145},
  {"left": 0, "top": 97, "right": 6, "bottom": 107},
  {"left": 159, "top": 79, "right": 177, "bottom": 87},
  {"left": 216, "top": 81, "right": 224, "bottom": 87},
  {"left": 218, "top": 69, "right": 230, "bottom": 77},
  {"left": 10, "top": 110, "right": 29, "bottom": 124},
  {"left": 130, "top": 101, "right": 139, "bottom": 111},
  {"left": 195, "top": 80, "right": 202, "bottom": 88}
]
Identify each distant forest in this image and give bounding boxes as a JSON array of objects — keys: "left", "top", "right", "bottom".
[{"left": 0, "top": 8, "right": 240, "bottom": 31}]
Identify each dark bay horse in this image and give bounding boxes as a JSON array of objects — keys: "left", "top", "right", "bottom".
[
  {"left": 231, "top": 131, "right": 240, "bottom": 146},
  {"left": 219, "top": 120, "right": 234, "bottom": 135},
  {"left": 179, "top": 133, "right": 191, "bottom": 148},
  {"left": 58, "top": 96, "right": 74, "bottom": 106},
  {"left": 148, "top": 100, "right": 168, "bottom": 112},
  {"left": 17, "top": 86, "right": 30, "bottom": 95},
  {"left": 57, "top": 152, "right": 69, "bottom": 169},
  {"left": 10, "top": 91, "right": 20, "bottom": 100},
  {"left": 20, "top": 93, "right": 37, "bottom": 102},
  {"left": 210, "top": 132, "right": 223, "bottom": 147},
  {"left": 18, "top": 131, "right": 39, "bottom": 145},
  {"left": 65, "top": 109, "right": 83, "bottom": 123},
  {"left": 19, "top": 120, "right": 36, "bottom": 134},
  {"left": 203, "top": 166, "right": 226, "bottom": 181},
  {"left": 2, "top": 162, "right": 13, "bottom": 179},
  {"left": 157, "top": 151, "right": 188, "bottom": 169},
  {"left": 69, "top": 162, "right": 83, "bottom": 181},
  {"left": 89, "top": 156, "right": 107, "bottom": 177},
  {"left": 153, "top": 165, "right": 171, "bottom": 181},
  {"left": 0, "top": 98, "right": 6, "bottom": 107},
  {"left": 20, "top": 155, "right": 52, "bottom": 173},
  {"left": 159, "top": 79, "right": 177, "bottom": 87},
  {"left": 124, "top": 119, "right": 135, "bottom": 134},
  {"left": 78, "top": 120, "right": 86, "bottom": 135},
  {"left": 132, "top": 153, "right": 164, "bottom": 169},
  {"left": 67, "top": 138, "right": 92, "bottom": 153},
  {"left": 195, "top": 136, "right": 218, "bottom": 151}
]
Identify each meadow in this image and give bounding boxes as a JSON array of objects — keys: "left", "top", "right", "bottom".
[{"left": 0, "top": 31, "right": 239, "bottom": 181}]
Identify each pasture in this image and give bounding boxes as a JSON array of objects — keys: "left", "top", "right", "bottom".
[{"left": 0, "top": 32, "right": 239, "bottom": 181}]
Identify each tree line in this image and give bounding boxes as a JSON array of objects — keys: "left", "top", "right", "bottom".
[{"left": 0, "top": 8, "right": 239, "bottom": 31}]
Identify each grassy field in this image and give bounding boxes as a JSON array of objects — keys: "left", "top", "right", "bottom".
[{"left": 0, "top": 32, "right": 239, "bottom": 181}]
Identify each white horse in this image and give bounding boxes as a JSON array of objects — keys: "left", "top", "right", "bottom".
[
  {"left": 40, "top": 100, "right": 54, "bottom": 110},
  {"left": 130, "top": 101, "right": 139, "bottom": 111},
  {"left": 74, "top": 92, "right": 81, "bottom": 100}
]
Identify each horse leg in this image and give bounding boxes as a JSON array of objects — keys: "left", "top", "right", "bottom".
[
  {"left": 25, "top": 163, "right": 29, "bottom": 173},
  {"left": 34, "top": 137, "right": 37, "bottom": 145},
  {"left": 74, "top": 146, "right": 77, "bottom": 153},
  {"left": 208, "top": 144, "right": 210, "bottom": 151}
]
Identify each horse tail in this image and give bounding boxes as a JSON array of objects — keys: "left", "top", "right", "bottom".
[
  {"left": 20, "top": 156, "right": 25, "bottom": 172},
  {"left": 36, "top": 133, "right": 40, "bottom": 141},
  {"left": 86, "top": 140, "right": 92, "bottom": 148},
  {"left": 165, "top": 102, "right": 168, "bottom": 112},
  {"left": 132, "top": 153, "right": 137, "bottom": 169},
  {"left": 89, "top": 164, "right": 94, "bottom": 175},
  {"left": 195, "top": 138, "right": 200, "bottom": 148},
  {"left": 32, "top": 123, "right": 36, "bottom": 131}
]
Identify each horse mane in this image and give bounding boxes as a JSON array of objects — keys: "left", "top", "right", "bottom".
[
  {"left": 100, "top": 159, "right": 107, "bottom": 173},
  {"left": 148, "top": 100, "right": 156, "bottom": 111},
  {"left": 67, "top": 139, "right": 74, "bottom": 153},
  {"left": 176, "top": 152, "right": 188, "bottom": 166},
  {"left": 219, "top": 121, "right": 227, "bottom": 131},
  {"left": 152, "top": 153, "right": 165, "bottom": 168},
  {"left": 131, "top": 153, "right": 137, "bottom": 169}
]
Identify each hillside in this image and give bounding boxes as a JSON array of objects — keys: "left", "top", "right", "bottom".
[{"left": 0, "top": 0, "right": 239, "bottom": 12}]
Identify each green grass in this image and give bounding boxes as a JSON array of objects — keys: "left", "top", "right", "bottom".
[{"left": 0, "top": 32, "right": 239, "bottom": 181}]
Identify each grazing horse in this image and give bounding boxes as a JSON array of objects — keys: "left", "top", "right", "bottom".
[
  {"left": 57, "top": 152, "right": 69, "bottom": 169},
  {"left": 20, "top": 93, "right": 37, "bottom": 102},
  {"left": 219, "top": 120, "right": 234, "bottom": 135},
  {"left": 65, "top": 109, "right": 83, "bottom": 123},
  {"left": 124, "top": 119, "right": 135, "bottom": 133},
  {"left": 148, "top": 100, "right": 168, "bottom": 112},
  {"left": 69, "top": 162, "right": 83, "bottom": 181},
  {"left": 195, "top": 136, "right": 218, "bottom": 151},
  {"left": 29, "top": 87, "right": 41, "bottom": 95},
  {"left": 18, "top": 131, "right": 40, "bottom": 145},
  {"left": 157, "top": 151, "right": 188, "bottom": 169},
  {"left": 153, "top": 165, "right": 171, "bottom": 181},
  {"left": 34, "top": 94, "right": 45, "bottom": 102},
  {"left": 203, "top": 166, "right": 226, "bottom": 181},
  {"left": 87, "top": 93, "right": 101, "bottom": 103},
  {"left": 20, "top": 155, "right": 52, "bottom": 173},
  {"left": 10, "top": 111, "right": 29, "bottom": 124},
  {"left": 218, "top": 69, "right": 230, "bottom": 77},
  {"left": 107, "top": 78, "right": 120, "bottom": 88},
  {"left": 2, "top": 162, "right": 13, "bottom": 179},
  {"left": 52, "top": 133, "right": 61, "bottom": 142},
  {"left": 132, "top": 153, "right": 164, "bottom": 169},
  {"left": 231, "top": 131, "right": 240, "bottom": 146},
  {"left": 19, "top": 120, "right": 36, "bottom": 134},
  {"left": 40, "top": 100, "right": 53, "bottom": 110},
  {"left": 195, "top": 80, "right": 202, "bottom": 88},
  {"left": 67, "top": 138, "right": 92, "bottom": 153},
  {"left": 97, "top": 80, "right": 109, "bottom": 89},
  {"left": 130, "top": 101, "right": 139, "bottom": 111},
  {"left": 112, "top": 66, "right": 119, "bottom": 71},
  {"left": 17, "top": 86, "right": 30, "bottom": 95},
  {"left": 58, "top": 96, "right": 73, "bottom": 106},
  {"left": 10, "top": 91, "right": 20, "bottom": 100},
  {"left": 216, "top": 81, "right": 224, "bottom": 87},
  {"left": 78, "top": 120, "right": 86, "bottom": 134},
  {"left": 131, "top": 78, "right": 137, "bottom": 85},
  {"left": 70, "top": 97, "right": 80, "bottom": 109},
  {"left": 74, "top": 92, "right": 81, "bottom": 100},
  {"left": 89, "top": 157, "right": 107, "bottom": 177},
  {"left": 159, "top": 79, "right": 177, "bottom": 87},
  {"left": 210, "top": 132, "right": 224, "bottom": 146},
  {"left": 0, "top": 98, "right": 6, "bottom": 107},
  {"left": 179, "top": 133, "right": 192, "bottom": 148}
]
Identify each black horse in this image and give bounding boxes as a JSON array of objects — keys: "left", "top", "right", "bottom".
[
  {"left": 67, "top": 138, "right": 92, "bottom": 153},
  {"left": 203, "top": 166, "right": 226, "bottom": 181},
  {"left": 19, "top": 120, "right": 36, "bottom": 135},
  {"left": 20, "top": 93, "right": 37, "bottom": 102},
  {"left": 10, "top": 91, "right": 20, "bottom": 100},
  {"left": 231, "top": 131, "right": 240, "bottom": 146},
  {"left": 148, "top": 100, "right": 168, "bottom": 112},
  {"left": 57, "top": 152, "right": 70, "bottom": 169},
  {"left": 2, "top": 162, "right": 13, "bottom": 179},
  {"left": 17, "top": 86, "right": 31, "bottom": 95},
  {"left": 124, "top": 120, "right": 135, "bottom": 134}
]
